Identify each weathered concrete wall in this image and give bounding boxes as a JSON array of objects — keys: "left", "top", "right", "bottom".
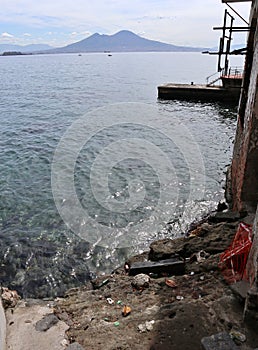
[
  {"left": 0, "top": 299, "right": 6, "bottom": 350},
  {"left": 227, "top": 0, "right": 258, "bottom": 325},
  {"left": 244, "top": 205, "right": 258, "bottom": 324},
  {"left": 229, "top": 1, "right": 258, "bottom": 213}
]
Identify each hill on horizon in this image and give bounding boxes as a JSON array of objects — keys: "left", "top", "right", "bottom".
[
  {"left": 0, "top": 43, "right": 53, "bottom": 54},
  {"left": 46, "top": 30, "right": 209, "bottom": 54}
]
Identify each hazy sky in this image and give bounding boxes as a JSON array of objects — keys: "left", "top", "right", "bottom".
[{"left": 0, "top": 0, "right": 251, "bottom": 47}]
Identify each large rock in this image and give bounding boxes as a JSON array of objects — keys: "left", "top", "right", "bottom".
[
  {"left": 208, "top": 211, "right": 242, "bottom": 223},
  {"left": 149, "top": 238, "right": 187, "bottom": 261},
  {"left": 35, "top": 313, "right": 59, "bottom": 332},
  {"left": 131, "top": 274, "right": 150, "bottom": 289},
  {"left": 149, "top": 222, "right": 238, "bottom": 261},
  {"left": 201, "top": 332, "right": 238, "bottom": 350}
]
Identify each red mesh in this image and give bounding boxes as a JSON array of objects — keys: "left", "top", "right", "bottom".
[{"left": 219, "top": 222, "right": 253, "bottom": 284}]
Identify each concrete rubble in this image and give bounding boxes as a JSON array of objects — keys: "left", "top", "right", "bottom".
[{"left": 5, "top": 299, "right": 69, "bottom": 350}]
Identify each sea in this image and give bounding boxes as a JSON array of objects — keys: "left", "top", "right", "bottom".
[{"left": 0, "top": 52, "right": 244, "bottom": 297}]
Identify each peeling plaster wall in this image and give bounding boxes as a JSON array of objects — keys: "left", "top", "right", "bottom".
[
  {"left": 245, "top": 205, "right": 258, "bottom": 324},
  {"left": 0, "top": 299, "right": 6, "bottom": 350},
  {"left": 229, "top": 0, "right": 258, "bottom": 213},
  {"left": 233, "top": 0, "right": 258, "bottom": 324}
]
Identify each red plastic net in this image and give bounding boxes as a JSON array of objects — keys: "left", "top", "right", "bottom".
[{"left": 219, "top": 222, "right": 253, "bottom": 284}]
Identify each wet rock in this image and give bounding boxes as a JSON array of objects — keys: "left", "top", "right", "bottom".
[
  {"left": 66, "top": 342, "right": 84, "bottom": 350},
  {"left": 208, "top": 211, "right": 242, "bottom": 223},
  {"left": 217, "top": 202, "right": 228, "bottom": 212},
  {"left": 148, "top": 237, "right": 187, "bottom": 261},
  {"left": 0, "top": 232, "right": 92, "bottom": 299},
  {"left": 188, "top": 223, "right": 211, "bottom": 237},
  {"left": 201, "top": 332, "right": 238, "bottom": 350},
  {"left": 149, "top": 223, "right": 238, "bottom": 262},
  {"left": 35, "top": 313, "right": 59, "bottom": 332},
  {"left": 131, "top": 274, "right": 150, "bottom": 290}
]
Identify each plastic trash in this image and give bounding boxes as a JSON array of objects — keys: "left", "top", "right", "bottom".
[
  {"left": 122, "top": 305, "right": 131, "bottom": 317},
  {"left": 219, "top": 222, "right": 252, "bottom": 284},
  {"left": 106, "top": 298, "right": 114, "bottom": 304},
  {"left": 165, "top": 278, "right": 178, "bottom": 288},
  {"left": 146, "top": 320, "right": 155, "bottom": 331},
  {"left": 124, "top": 263, "right": 130, "bottom": 273},
  {"left": 97, "top": 279, "right": 110, "bottom": 289}
]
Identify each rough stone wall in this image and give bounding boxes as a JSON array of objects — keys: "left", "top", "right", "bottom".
[
  {"left": 228, "top": 1, "right": 258, "bottom": 324},
  {"left": 229, "top": 1, "right": 258, "bottom": 213},
  {"left": 0, "top": 299, "right": 6, "bottom": 350},
  {"left": 244, "top": 205, "right": 258, "bottom": 324}
]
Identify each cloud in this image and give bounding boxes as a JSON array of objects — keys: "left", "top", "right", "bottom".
[
  {"left": 137, "top": 31, "right": 146, "bottom": 36},
  {"left": 1, "top": 32, "right": 14, "bottom": 38},
  {"left": 23, "top": 32, "right": 31, "bottom": 36},
  {"left": 80, "top": 31, "right": 91, "bottom": 36},
  {"left": 0, "top": 0, "right": 251, "bottom": 47},
  {"left": 69, "top": 31, "right": 91, "bottom": 38}
]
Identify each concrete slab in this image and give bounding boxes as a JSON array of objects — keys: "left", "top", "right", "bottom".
[{"left": 5, "top": 300, "right": 69, "bottom": 350}]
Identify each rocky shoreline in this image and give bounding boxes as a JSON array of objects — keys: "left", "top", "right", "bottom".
[{"left": 3, "top": 209, "right": 258, "bottom": 349}]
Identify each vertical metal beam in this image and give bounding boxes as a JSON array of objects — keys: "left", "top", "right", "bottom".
[
  {"left": 225, "top": 2, "right": 249, "bottom": 25},
  {"left": 218, "top": 9, "right": 228, "bottom": 72},
  {"left": 225, "top": 14, "right": 235, "bottom": 75}
]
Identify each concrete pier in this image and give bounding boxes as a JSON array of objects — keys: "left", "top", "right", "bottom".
[{"left": 158, "top": 83, "right": 241, "bottom": 104}]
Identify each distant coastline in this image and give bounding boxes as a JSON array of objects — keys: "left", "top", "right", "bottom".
[
  {"left": 1, "top": 51, "right": 31, "bottom": 56},
  {"left": 0, "top": 30, "right": 210, "bottom": 55}
]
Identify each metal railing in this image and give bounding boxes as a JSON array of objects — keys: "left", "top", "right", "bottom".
[
  {"left": 221, "top": 66, "right": 243, "bottom": 78},
  {"left": 206, "top": 66, "right": 243, "bottom": 86},
  {"left": 206, "top": 71, "right": 222, "bottom": 86}
]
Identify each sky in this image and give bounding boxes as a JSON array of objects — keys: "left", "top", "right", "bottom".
[{"left": 0, "top": 0, "right": 251, "bottom": 48}]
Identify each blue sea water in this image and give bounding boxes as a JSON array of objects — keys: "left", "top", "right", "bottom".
[{"left": 0, "top": 52, "right": 243, "bottom": 297}]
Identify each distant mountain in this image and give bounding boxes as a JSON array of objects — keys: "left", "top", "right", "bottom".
[
  {"left": 210, "top": 43, "right": 246, "bottom": 52},
  {"left": 46, "top": 30, "right": 208, "bottom": 53},
  {"left": 0, "top": 43, "right": 54, "bottom": 54}
]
